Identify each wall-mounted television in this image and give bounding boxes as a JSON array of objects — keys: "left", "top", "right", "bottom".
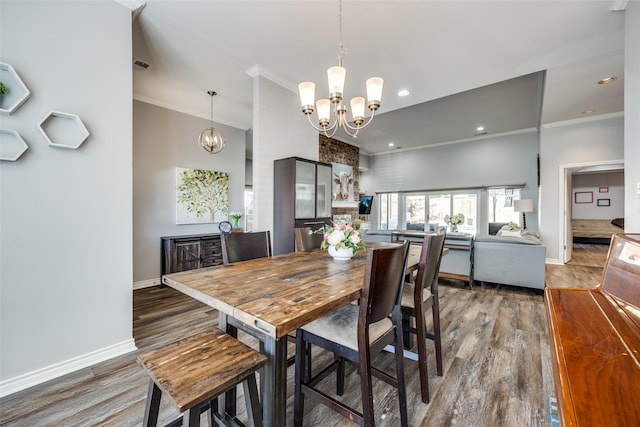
[{"left": 359, "top": 195, "right": 374, "bottom": 215}]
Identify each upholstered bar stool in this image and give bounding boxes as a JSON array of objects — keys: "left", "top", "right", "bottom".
[{"left": 137, "top": 329, "right": 266, "bottom": 427}]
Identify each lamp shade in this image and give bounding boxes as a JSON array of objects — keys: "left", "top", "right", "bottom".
[
  {"left": 298, "top": 82, "right": 316, "bottom": 108},
  {"left": 350, "top": 97, "right": 365, "bottom": 121},
  {"left": 327, "top": 66, "right": 346, "bottom": 96},
  {"left": 366, "top": 77, "right": 384, "bottom": 103},
  {"left": 514, "top": 199, "right": 534, "bottom": 213}
]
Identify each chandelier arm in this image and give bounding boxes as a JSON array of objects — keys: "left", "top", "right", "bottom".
[{"left": 342, "top": 108, "right": 377, "bottom": 131}]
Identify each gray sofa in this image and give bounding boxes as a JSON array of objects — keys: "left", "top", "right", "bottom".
[{"left": 473, "top": 234, "right": 546, "bottom": 290}]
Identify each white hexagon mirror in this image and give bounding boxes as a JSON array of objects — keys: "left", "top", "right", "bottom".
[
  {"left": 0, "top": 62, "right": 31, "bottom": 114},
  {"left": 38, "top": 111, "right": 90, "bottom": 149},
  {"left": 0, "top": 129, "right": 29, "bottom": 161}
]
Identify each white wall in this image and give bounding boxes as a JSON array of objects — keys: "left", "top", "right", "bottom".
[
  {"left": 540, "top": 116, "right": 624, "bottom": 262},
  {"left": 0, "top": 1, "right": 135, "bottom": 395},
  {"left": 625, "top": 2, "right": 640, "bottom": 232},
  {"left": 572, "top": 172, "right": 624, "bottom": 219},
  {"left": 251, "top": 75, "right": 318, "bottom": 234},
  {"left": 132, "top": 100, "right": 247, "bottom": 284}
]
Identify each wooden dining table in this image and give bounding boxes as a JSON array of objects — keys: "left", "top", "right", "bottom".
[{"left": 162, "top": 241, "right": 421, "bottom": 427}]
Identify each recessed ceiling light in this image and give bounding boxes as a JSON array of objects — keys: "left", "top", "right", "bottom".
[
  {"left": 476, "top": 126, "right": 485, "bottom": 132},
  {"left": 397, "top": 89, "right": 410, "bottom": 97},
  {"left": 582, "top": 109, "right": 597, "bottom": 114},
  {"left": 388, "top": 142, "right": 395, "bottom": 147},
  {"left": 598, "top": 76, "right": 618, "bottom": 85}
]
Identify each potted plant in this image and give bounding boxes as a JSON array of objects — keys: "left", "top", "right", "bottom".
[{"left": 0, "top": 82, "right": 7, "bottom": 96}]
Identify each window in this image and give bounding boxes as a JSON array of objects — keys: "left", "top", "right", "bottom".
[
  {"left": 488, "top": 188, "right": 521, "bottom": 224},
  {"left": 380, "top": 190, "right": 478, "bottom": 234},
  {"left": 405, "top": 195, "right": 426, "bottom": 230},
  {"left": 379, "top": 193, "right": 399, "bottom": 230}
]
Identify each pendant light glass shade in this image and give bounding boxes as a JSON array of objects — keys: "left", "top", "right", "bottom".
[{"left": 198, "top": 90, "right": 225, "bottom": 154}]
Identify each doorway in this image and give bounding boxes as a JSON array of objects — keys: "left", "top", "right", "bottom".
[{"left": 559, "top": 160, "right": 624, "bottom": 264}]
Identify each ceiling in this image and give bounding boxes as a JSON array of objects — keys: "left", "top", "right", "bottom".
[{"left": 129, "top": 0, "right": 626, "bottom": 155}]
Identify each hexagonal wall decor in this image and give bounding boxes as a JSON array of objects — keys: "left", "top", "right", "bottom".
[
  {"left": 0, "top": 62, "right": 31, "bottom": 114},
  {"left": 0, "top": 129, "right": 29, "bottom": 161},
  {"left": 38, "top": 111, "right": 90, "bottom": 149}
]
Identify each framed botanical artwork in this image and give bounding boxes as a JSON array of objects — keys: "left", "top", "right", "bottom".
[
  {"left": 599, "top": 186, "right": 609, "bottom": 193},
  {"left": 574, "top": 191, "right": 593, "bottom": 204},
  {"left": 597, "top": 198, "right": 611, "bottom": 207},
  {"left": 176, "top": 167, "right": 229, "bottom": 224}
]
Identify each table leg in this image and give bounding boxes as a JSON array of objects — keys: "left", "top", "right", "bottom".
[{"left": 261, "top": 335, "right": 288, "bottom": 427}]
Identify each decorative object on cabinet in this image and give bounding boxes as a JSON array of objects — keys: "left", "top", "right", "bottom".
[
  {"left": 161, "top": 233, "right": 223, "bottom": 276},
  {"left": 297, "top": 0, "right": 383, "bottom": 138},
  {"left": 175, "top": 167, "right": 229, "bottom": 224},
  {"left": 218, "top": 221, "right": 232, "bottom": 234},
  {"left": 197, "top": 90, "right": 225, "bottom": 154},
  {"left": 0, "top": 62, "right": 31, "bottom": 114},
  {"left": 38, "top": 111, "right": 89, "bottom": 149},
  {"left": 0, "top": 129, "right": 29, "bottom": 161},
  {"left": 229, "top": 211, "right": 243, "bottom": 230},
  {"left": 273, "top": 157, "right": 333, "bottom": 255}
]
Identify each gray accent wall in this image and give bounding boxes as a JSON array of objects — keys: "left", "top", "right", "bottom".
[
  {"left": 0, "top": 1, "right": 134, "bottom": 391},
  {"left": 133, "top": 100, "right": 247, "bottom": 283},
  {"left": 366, "top": 131, "right": 540, "bottom": 232}
]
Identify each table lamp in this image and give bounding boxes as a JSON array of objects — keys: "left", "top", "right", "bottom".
[{"left": 514, "top": 199, "right": 534, "bottom": 229}]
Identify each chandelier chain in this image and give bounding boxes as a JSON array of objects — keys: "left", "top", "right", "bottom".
[{"left": 337, "top": 0, "right": 347, "bottom": 66}]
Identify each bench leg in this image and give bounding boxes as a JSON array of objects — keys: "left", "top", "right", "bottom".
[
  {"left": 143, "top": 379, "right": 162, "bottom": 427},
  {"left": 243, "top": 373, "right": 263, "bottom": 427},
  {"left": 182, "top": 406, "right": 201, "bottom": 427}
]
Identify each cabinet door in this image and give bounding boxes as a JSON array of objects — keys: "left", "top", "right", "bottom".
[
  {"left": 200, "top": 236, "right": 223, "bottom": 267},
  {"left": 174, "top": 240, "right": 201, "bottom": 272},
  {"left": 316, "top": 164, "right": 332, "bottom": 218},
  {"left": 295, "top": 160, "right": 316, "bottom": 218}
]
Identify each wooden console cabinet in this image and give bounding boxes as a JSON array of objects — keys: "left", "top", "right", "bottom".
[{"left": 161, "top": 233, "right": 223, "bottom": 275}]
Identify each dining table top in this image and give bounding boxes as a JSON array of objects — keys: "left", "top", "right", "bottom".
[{"left": 162, "top": 242, "right": 422, "bottom": 340}]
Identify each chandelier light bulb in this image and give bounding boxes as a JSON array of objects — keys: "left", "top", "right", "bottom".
[
  {"left": 327, "top": 66, "right": 346, "bottom": 102},
  {"left": 299, "top": 82, "right": 316, "bottom": 114},
  {"left": 316, "top": 99, "right": 331, "bottom": 126},
  {"left": 366, "top": 77, "right": 384, "bottom": 110},
  {"left": 350, "top": 97, "right": 365, "bottom": 124}
]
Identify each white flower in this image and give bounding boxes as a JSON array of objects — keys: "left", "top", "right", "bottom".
[
  {"left": 349, "top": 234, "right": 361, "bottom": 245},
  {"left": 327, "top": 229, "right": 346, "bottom": 246}
]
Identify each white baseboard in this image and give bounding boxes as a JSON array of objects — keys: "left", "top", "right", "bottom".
[
  {"left": 133, "top": 278, "right": 162, "bottom": 290},
  {"left": 546, "top": 258, "right": 564, "bottom": 265},
  {"left": 0, "top": 339, "right": 138, "bottom": 398}
]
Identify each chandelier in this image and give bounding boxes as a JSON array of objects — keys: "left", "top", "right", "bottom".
[
  {"left": 198, "top": 90, "right": 225, "bottom": 154},
  {"left": 298, "top": 0, "right": 383, "bottom": 138}
]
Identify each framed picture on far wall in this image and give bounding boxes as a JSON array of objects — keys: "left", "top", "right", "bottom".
[
  {"left": 597, "top": 198, "right": 611, "bottom": 207},
  {"left": 574, "top": 191, "right": 593, "bottom": 204},
  {"left": 599, "top": 186, "right": 609, "bottom": 193}
]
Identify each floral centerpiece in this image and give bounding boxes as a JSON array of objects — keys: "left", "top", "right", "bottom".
[
  {"left": 507, "top": 221, "right": 520, "bottom": 230},
  {"left": 444, "top": 213, "right": 465, "bottom": 232},
  {"left": 316, "top": 220, "right": 365, "bottom": 260},
  {"left": 229, "top": 211, "right": 243, "bottom": 229}
]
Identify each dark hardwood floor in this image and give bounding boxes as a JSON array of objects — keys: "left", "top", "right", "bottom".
[{"left": 0, "top": 244, "right": 608, "bottom": 426}]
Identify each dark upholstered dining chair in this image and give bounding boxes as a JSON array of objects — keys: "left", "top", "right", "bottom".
[
  {"left": 221, "top": 231, "right": 272, "bottom": 264},
  {"left": 400, "top": 232, "right": 446, "bottom": 403},
  {"left": 293, "top": 241, "right": 411, "bottom": 427},
  {"left": 294, "top": 227, "right": 324, "bottom": 252}
]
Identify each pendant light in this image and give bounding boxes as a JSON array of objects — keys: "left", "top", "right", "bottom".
[{"left": 198, "top": 90, "right": 225, "bottom": 154}]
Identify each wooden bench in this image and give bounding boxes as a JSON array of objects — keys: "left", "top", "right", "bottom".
[
  {"left": 137, "top": 329, "right": 267, "bottom": 427},
  {"left": 545, "top": 233, "right": 640, "bottom": 426}
]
